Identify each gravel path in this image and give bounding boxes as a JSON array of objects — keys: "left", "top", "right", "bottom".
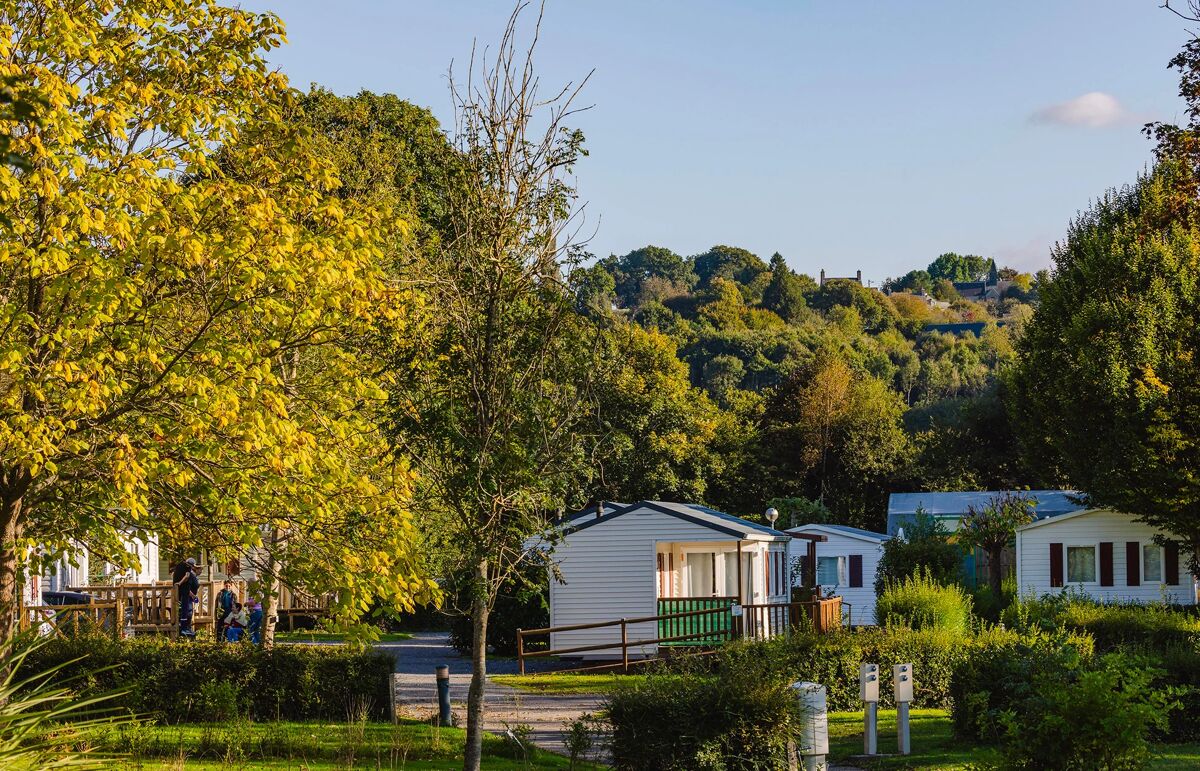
[{"left": 383, "top": 632, "right": 607, "bottom": 761}]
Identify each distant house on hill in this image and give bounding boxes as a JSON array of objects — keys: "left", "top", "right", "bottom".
[
  {"left": 819, "top": 269, "right": 862, "bottom": 287},
  {"left": 953, "top": 263, "right": 1009, "bottom": 302}
]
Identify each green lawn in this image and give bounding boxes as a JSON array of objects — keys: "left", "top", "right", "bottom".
[
  {"left": 275, "top": 630, "right": 414, "bottom": 644},
  {"left": 92, "top": 719, "right": 598, "bottom": 770},
  {"left": 491, "top": 673, "right": 659, "bottom": 695},
  {"left": 828, "top": 709, "right": 1200, "bottom": 770}
]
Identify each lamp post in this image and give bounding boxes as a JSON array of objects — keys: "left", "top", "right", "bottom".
[{"left": 765, "top": 507, "right": 779, "bottom": 528}]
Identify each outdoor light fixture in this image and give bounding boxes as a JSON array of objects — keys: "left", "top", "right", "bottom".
[{"left": 765, "top": 507, "right": 779, "bottom": 527}]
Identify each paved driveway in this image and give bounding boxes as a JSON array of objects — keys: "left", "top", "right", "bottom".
[{"left": 383, "top": 632, "right": 606, "bottom": 760}]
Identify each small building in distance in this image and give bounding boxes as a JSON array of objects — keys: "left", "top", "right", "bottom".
[
  {"left": 819, "top": 269, "right": 862, "bottom": 287},
  {"left": 953, "top": 263, "right": 1010, "bottom": 302}
]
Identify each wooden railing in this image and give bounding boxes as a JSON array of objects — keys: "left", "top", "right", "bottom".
[
  {"left": 66, "top": 581, "right": 335, "bottom": 637},
  {"left": 19, "top": 601, "right": 121, "bottom": 640},
  {"left": 739, "top": 597, "right": 843, "bottom": 640},
  {"left": 517, "top": 597, "right": 845, "bottom": 673},
  {"left": 516, "top": 605, "right": 733, "bottom": 674},
  {"left": 656, "top": 596, "right": 735, "bottom": 646}
]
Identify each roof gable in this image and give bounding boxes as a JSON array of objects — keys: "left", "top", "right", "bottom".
[
  {"left": 788, "top": 523, "right": 889, "bottom": 543},
  {"left": 558, "top": 501, "right": 792, "bottom": 541}
]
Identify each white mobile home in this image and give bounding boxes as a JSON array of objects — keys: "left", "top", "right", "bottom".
[
  {"left": 535, "top": 501, "right": 792, "bottom": 659},
  {"left": 786, "top": 524, "right": 888, "bottom": 626},
  {"left": 1015, "top": 509, "right": 1198, "bottom": 604}
]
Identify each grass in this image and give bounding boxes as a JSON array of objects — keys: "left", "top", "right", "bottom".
[
  {"left": 491, "top": 673, "right": 659, "bottom": 695},
  {"left": 827, "top": 709, "right": 1200, "bottom": 770},
  {"left": 91, "top": 718, "right": 600, "bottom": 770},
  {"left": 275, "top": 630, "right": 414, "bottom": 643}
]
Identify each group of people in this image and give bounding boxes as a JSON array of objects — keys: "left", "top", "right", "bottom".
[{"left": 172, "top": 558, "right": 263, "bottom": 643}]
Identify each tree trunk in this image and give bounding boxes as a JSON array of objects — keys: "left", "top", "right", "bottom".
[
  {"left": 261, "top": 525, "right": 282, "bottom": 648},
  {"left": 987, "top": 545, "right": 1003, "bottom": 600},
  {"left": 0, "top": 496, "right": 23, "bottom": 650},
  {"left": 463, "top": 558, "right": 489, "bottom": 771}
]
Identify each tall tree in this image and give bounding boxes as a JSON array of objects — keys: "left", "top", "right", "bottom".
[
  {"left": 761, "top": 253, "right": 808, "bottom": 322},
  {"left": 590, "top": 323, "right": 721, "bottom": 502},
  {"left": 926, "top": 252, "right": 993, "bottom": 283},
  {"left": 0, "top": 0, "right": 429, "bottom": 643},
  {"left": 1013, "top": 163, "right": 1200, "bottom": 567},
  {"left": 383, "top": 6, "right": 595, "bottom": 768}
]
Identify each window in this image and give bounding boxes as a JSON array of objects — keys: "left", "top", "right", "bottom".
[
  {"left": 1066, "top": 545, "right": 1097, "bottom": 583},
  {"left": 686, "top": 552, "right": 715, "bottom": 597},
  {"left": 817, "top": 556, "right": 845, "bottom": 587},
  {"left": 1143, "top": 544, "right": 1163, "bottom": 583}
]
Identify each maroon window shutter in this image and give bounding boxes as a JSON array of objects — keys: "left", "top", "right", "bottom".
[
  {"left": 1166, "top": 542, "right": 1180, "bottom": 586},
  {"left": 1099, "top": 542, "right": 1113, "bottom": 586},
  {"left": 1050, "top": 543, "right": 1064, "bottom": 588},
  {"left": 848, "top": 554, "right": 863, "bottom": 588},
  {"left": 1126, "top": 542, "right": 1140, "bottom": 586}
]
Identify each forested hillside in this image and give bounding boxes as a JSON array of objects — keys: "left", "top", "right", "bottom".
[{"left": 575, "top": 246, "right": 1053, "bottom": 531}]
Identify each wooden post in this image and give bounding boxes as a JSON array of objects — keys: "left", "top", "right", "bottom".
[
  {"left": 517, "top": 629, "right": 525, "bottom": 675},
  {"left": 621, "top": 618, "right": 628, "bottom": 674},
  {"left": 736, "top": 541, "right": 743, "bottom": 604},
  {"left": 170, "top": 586, "right": 178, "bottom": 640},
  {"left": 114, "top": 596, "right": 125, "bottom": 641}
]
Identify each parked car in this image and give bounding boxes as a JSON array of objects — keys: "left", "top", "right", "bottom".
[{"left": 41, "top": 590, "right": 94, "bottom": 606}]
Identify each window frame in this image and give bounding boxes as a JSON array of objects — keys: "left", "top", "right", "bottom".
[
  {"left": 816, "top": 555, "right": 846, "bottom": 588},
  {"left": 1065, "top": 543, "right": 1099, "bottom": 585},
  {"left": 1142, "top": 542, "right": 1165, "bottom": 584}
]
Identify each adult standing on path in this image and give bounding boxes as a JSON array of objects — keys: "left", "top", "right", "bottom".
[{"left": 173, "top": 557, "right": 200, "bottom": 638}]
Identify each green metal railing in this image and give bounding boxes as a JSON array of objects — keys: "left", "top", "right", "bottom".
[{"left": 656, "top": 596, "right": 735, "bottom": 646}]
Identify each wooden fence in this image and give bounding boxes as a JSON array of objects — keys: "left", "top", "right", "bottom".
[
  {"left": 19, "top": 601, "right": 121, "bottom": 640},
  {"left": 516, "top": 597, "right": 844, "bottom": 674}
]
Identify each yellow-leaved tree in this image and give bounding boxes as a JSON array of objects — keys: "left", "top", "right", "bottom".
[{"left": 0, "top": 0, "right": 435, "bottom": 642}]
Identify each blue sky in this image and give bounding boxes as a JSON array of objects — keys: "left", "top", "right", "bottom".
[{"left": 246, "top": 1, "right": 1189, "bottom": 283}]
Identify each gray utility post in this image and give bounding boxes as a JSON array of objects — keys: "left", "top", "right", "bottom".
[
  {"left": 893, "top": 663, "right": 914, "bottom": 755},
  {"left": 436, "top": 665, "right": 452, "bottom": 727},
  {"left": 859, "top": 663, "right": 879, "bottom": 755},
  {"left": 791, "top": 681, "right": 829, "bottom": 771}
]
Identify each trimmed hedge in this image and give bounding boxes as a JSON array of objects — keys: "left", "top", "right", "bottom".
[
  {"left": 708, "top": 625, "right": 1057, "bottom": 711},
  {"left": 20, "top": 634, "right": 394, "bottom": 723},
  {"left": 605, "top": 669, "right": 802, "bottom": 770}
]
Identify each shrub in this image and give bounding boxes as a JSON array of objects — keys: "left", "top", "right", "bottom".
[
  {"left": 874, "top": 507, "right": 962, "bottom": 593},
  {"left": 875, "top": 569, "right": 973, "bottom": 634},
  {"left": 996, "top": 653, "right": 1178, "bottom": 770},
  {"left": 949, "top": 629, "right": 1095, "bottom": 741},
  {"left": 709, "top": 624, "right": 985, "bottom": 711},
  {"left": 970, "top": 574, "right": 1017, "bottom": 623},
  {"left": 19, "top": 634, "right": 394, "bottom": 723},
  {"left": 605, "top": 670, "right": 802, "bottom": 770},
  {"left": 1002, "top": 592, "right": 1200, "bottom": 652}
]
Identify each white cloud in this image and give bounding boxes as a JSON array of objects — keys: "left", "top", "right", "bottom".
[{"left": 1029, "top": 91, "right": 1131, "bottom": 128}]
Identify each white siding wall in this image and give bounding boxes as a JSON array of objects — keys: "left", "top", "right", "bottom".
[
  {"left": 1016, "top": 510, "right": 1198, "bottom": 604},
  {"left": 787, "top": 529, "right": 885, "bottom": 625},
  {"left": 548, "top": 508, "right": 763, "bottom": 658}
]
